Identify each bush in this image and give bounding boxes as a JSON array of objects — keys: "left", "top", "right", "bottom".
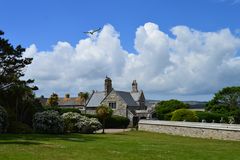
[
  {"left": 83, "top": 114, "right": 130, "bottom": 128},
  {"left": 62, "top": 112, "right": 82, "bottom": 132},
  {"left": 155, "top": 99, "right": 189, "bottom": 120},
  {"left": 44, "top": 106, "right": 81, "bottom": 114},
  {"left": 195, "top": 111, "right": 228, "bottom": 123},
  {"left": 7, "top": 121, "right": 32, "bottom": 133},
  {"left": 33, "top": 111, "right": 64, "bottom": 134},
  {"left": 75, "top": 116, "right": 102, "bottom": 134},
  {"left": 0, "top": 106, "right": 8, "bottom": 133},
  {"left": 171, "top": 109, "right": 198, "bottom": 122},
  {"left": 163, "top": 112, "right": 173, "bottom": 121},
  {"left": 105, "top": 115, "right": 130, "bottom": 128},
  {"left": 84, "top": 114, "right": 98, "bottom": 118}
]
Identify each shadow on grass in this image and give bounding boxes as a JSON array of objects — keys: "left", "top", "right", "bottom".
[
  {"left": 0, "top": 141, "right": 42, "bottom": 145},
  {"left": 0, "top": 133, "right": 108, "bottom": 144}
]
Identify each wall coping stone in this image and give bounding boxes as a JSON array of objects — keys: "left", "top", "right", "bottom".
[{"left": 139, "top": 120, "right": 240, "bottom": 132}]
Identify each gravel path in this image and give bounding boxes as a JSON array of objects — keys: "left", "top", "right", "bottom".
[{"left": 96, "top": 128, "right": 132, "bottom": 133}]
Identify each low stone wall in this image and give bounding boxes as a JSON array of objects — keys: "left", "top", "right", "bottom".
[{"left": 138, "top": 120, "right": 240, "bottom": 141}]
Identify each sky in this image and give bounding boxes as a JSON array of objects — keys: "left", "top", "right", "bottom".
[{"left": 1, "top": 0, "right": 240, "bottom": 101}]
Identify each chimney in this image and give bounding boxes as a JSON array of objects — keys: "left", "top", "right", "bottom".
[
  {"left": 105, "top": 76, "right": 112, "bottom": 95},
  {"left": 131, "top": 80, "right": 138, "bottom": 92},
  {"left": 65, "top": 93, "right": 70, "bottom": 98},
  {"left": 78, "top": 92, "right": 83, "bottom": 97}
]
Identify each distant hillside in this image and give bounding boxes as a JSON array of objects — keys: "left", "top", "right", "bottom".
[
  {"left": 183, "top": 101, "right": 207, "bottom": 110},
  {"left": 146, "top": 99, "right": 207, "bottom": 110}
]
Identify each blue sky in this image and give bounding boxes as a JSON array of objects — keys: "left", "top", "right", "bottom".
[
  {"left": 1, "top": 0, "right": 240, "bottom": 52},
  {"left": 1, "top": 0, "right": 240, "bottom": 101}
]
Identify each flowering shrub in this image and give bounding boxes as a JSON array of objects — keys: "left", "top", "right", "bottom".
[
  {"left": 75, "top": 116, "right": 102, "bottom": 134},
  {"left": 61, "top": 112, "right": 82, "bottom": 132},
  {"left": 0, "top": 106, "right": 8, "bottom": 133},
  {"left": 33, "top": 111, "right": 64, "bottom": 134}
]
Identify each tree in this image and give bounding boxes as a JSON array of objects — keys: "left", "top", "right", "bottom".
[
  {"left": 0, "top": 30, "right": 41, "bottom": 126},
  {"left": 47, "top": 93, "right": 59, "bottom": 107},
  {"left": 206, "top": 86, "right": 240, "bottom": 113},
  {"left": 96, "top": 105, "right": 112, "bottom": 133},
  {"left": 206, "top": 86, "right": 240, "bottom": 123},
  {"left": 155, "top": 99, "right": 189, "bottom": 120},
  {"left": 79, "top": 92, "right": 89, "bottom": 113}
]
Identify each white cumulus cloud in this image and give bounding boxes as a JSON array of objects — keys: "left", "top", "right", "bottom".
[{"left": 23, "top": 23, "right": 240, "bottom": 100}]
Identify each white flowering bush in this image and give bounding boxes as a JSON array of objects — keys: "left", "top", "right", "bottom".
[
  {"left": 61, "top": 112, "right": 82, "bottom": 132},
  {"left": 75, "top": 116, "right": 102, "bottom": 134},
  {"left": 33, "top": 111, "right": 64, "bottom": 134},
  {"left": 0, "top": 106, "right": 8, "bottom": 133}
]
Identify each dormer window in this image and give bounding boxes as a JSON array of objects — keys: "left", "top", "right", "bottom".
[{"left": 109, "top": 102, "right": 116, "bottom": 109}]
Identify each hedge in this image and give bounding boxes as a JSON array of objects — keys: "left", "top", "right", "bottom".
[
  {"left": 44, "top": 106, "right": 81, "bottom": 114},
  {"left": 84, "top": 114, "right": 130, "bottom": 128},
  {"left": 195, "top": 111, "right": 228, "bottom": 123}
]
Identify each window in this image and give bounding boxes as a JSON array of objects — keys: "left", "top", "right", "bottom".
[{"left": 109, "top": 102, "right": 116, "bottom": 109}]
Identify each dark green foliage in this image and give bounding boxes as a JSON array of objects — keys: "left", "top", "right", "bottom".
[
  {"left": 7, "top": 121, "right": 32, "bottom": 133},
  {"left": 206, "top": 86, "right": 240, "bottom": 113},
  {"left": 206, "top": 86, "right": 240, "bottom": 123},
  {"left": 44, "top": 106, "right": 81, "bottom": 114},
  {"left": 163, "top": 112, "right": 173, "bottom": 121},
  {"left": 84, "top": 114, "right": 98, "bottom": 118},
  {"left": 195, "top": 111, "right": 228, "bottom": 123},
  {"left": 84, "top": 114, "right": 129, "bottom": 128},
  {"left": 0, "top": 106, "right": 8, "bottom": 133},
  {"left": 155, "top": 99, "right": 189, "bottom": 120},
  {"left": 33, "top": 111, "right": 64, "bottom": 134},
  {"left": 104, "top": 115, "right": 130, "bottom": 128},
  {"left": 0, "top": 30, "right": 41, "bottom": 128},
  {"left": 171, "top": 109, "right": 198, "bottom": 122}
]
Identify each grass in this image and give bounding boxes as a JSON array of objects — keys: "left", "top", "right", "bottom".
[{"left": 0, "top": 131, "right": 240, "bottom": 160}]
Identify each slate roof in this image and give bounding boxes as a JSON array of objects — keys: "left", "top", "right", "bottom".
[
  {"left": 86, "top": 90, "right": 139, "bottom": 108},
  {"left": 86, "top": 91, "right": 106, "bottom": 107},
  {"left": 115, "top": 91, "right": 138, "bottom": 106},
  {"left": 130, "top": 92, "right": 142, "bottom": 102}
]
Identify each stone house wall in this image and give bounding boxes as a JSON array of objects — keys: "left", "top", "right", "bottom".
[{"left": 101, "top": 91, "right": 127, "bottom": 118}]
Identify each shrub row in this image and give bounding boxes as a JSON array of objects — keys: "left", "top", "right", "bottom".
[
  {"left": 84, "top": 114, "right": 130, "bottom": 128},
  {"left": 195, "top": 111, "right": 228, "bottom": 123},
  {"left": 44, "top": 106, "right": 81, "bottom": 114},
  {"left": 33, "top": 111, "right": 101, "bottom": 134},
  {"left": 157, "top": 109, "right": 232, "bottom": 123}
]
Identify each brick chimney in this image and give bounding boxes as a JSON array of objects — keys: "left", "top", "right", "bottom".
[
  {"left": 65, "top": 93, "right": 70, "bottom": 98},
  {"left": 131, "top": 80, "right": 138, "bottom": 92},
  {"left": 105, "top": 76, "right": 112, "bottom": 95}
]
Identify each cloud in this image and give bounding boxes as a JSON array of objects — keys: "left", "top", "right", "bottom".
[
  {"left": 23, "top": 23, "right": 240, "bottom": 100},
  {"left": 219, "top": 0, "right": 240, "bottom": 5}
]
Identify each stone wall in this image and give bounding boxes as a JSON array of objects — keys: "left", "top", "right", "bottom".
[
  {"left": 101, "top": 90, "right": 128, "bottom": 118},
  {"left": 138, "top": 120, "right": 240, "bottom": 141}
]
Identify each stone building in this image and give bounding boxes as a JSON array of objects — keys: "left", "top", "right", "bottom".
[{"left": 86, "top": 77, "right": 146, "bottom": 122}]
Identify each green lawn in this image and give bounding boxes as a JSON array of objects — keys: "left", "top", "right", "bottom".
[{"left": 0, "top": 131, "right": 240, "bottom": 160}]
